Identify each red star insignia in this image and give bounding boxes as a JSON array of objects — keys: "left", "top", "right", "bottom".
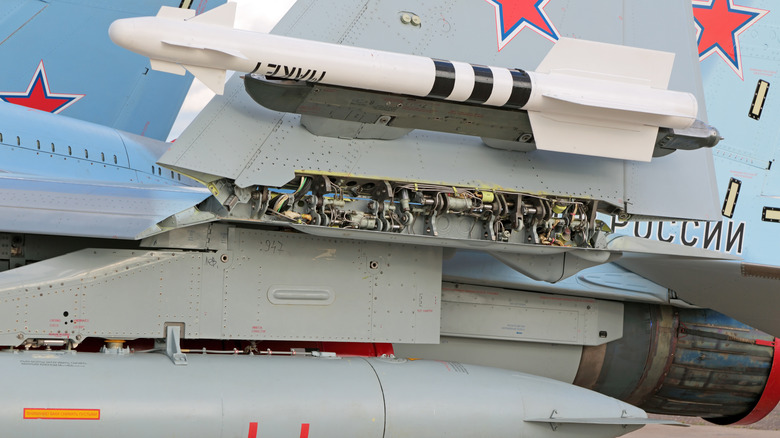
[
  {"left": 0, "top": 61, "right": 84, "bottom": 113},
  {"left": 485, "top": 0, "right": 560, "bottom": 51},
  {"left": 692, "top": 0, "right": 768, "bottom": 80}
]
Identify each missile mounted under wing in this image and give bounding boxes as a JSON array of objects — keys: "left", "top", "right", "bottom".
[
  {"left": 3, "top": 0, "right": 780, "bottom": 436},
  {"left": 101, "top": 0, "right": 732, "bottom": 291},
  {"left": 110, "top": 3, "right": 720, "bottom": 162}
]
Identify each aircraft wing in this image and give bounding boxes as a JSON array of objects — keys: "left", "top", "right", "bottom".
[{"left": 0, "top": 173, "right": 211, "bottom": 239}]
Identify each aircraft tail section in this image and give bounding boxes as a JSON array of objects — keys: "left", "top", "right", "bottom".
[
  {"left": 602, "top": 0, "right": 780, "bottom": 337},
  {"left": 0, "top": 0, "right": 224, "bottom": 141},
  {"left": 608, "top": 1, "right": 777, "bottom": 264},
  {"left": 695, "top": 0, "right": 779, "bottom": 264}
]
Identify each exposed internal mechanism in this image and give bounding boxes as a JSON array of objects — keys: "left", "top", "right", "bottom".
[{"left": 205, "top": 174, "right": 611, "bottom": 249}]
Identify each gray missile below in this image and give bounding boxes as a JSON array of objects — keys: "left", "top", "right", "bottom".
[{"left": 0, "top": 349, "right": 675, "bottom": 437}]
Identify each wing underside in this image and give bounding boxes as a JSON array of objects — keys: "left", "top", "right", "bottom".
[{"left": 0, "top": 174, "right": 211, "bottom": 239}]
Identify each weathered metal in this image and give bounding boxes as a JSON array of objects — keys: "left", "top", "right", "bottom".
[{"left": 575, "top": 305, "right": 778, "bottom": 424}]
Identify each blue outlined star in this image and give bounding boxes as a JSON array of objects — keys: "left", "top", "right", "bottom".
[{"left": 692, "top": 0, "right": 768, "bottom": 80}]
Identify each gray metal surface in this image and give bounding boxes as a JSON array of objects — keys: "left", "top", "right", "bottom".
[
  {"left": 440, "top": 282, "right": 624, "bottom": 346},
  {"left": 0, "top": 225, "right": 442, "bottom": 345},
  {"left": 442, "top": 250, "right": 672, "bottom": 304},
  {"left": 615, "top": 256, "right": 780, "bottom": 337},
  {"left": 160, "top": 0, "right": 719, "bottom": 221},
  {"left": 0, "top": 350, "right": 651, "bottom": 438},
  {"left": 394, "top": 336, "right": 584, "bottom": 383},
  {"left": 0, "top": 174, "right": 210, "bottom": 239}
]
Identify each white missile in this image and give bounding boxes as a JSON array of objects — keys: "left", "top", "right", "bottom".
[{"left": 109, "top": 3, "right": 701, "bottom": 161}]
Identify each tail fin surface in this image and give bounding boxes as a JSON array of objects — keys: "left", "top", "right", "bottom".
[
  {"left": 0, "top": 0, "right": 224, "bottom": 141},
  {"left": 599, "top": 0, "right": 780, "bottom": 336}
]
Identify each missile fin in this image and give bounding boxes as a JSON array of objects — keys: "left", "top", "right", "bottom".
[
  {"left": 203, "top": 46, "right": 247, "bottom": 60},
  {"left": 536, "top": 38, "right": 674, "bottom": 89},
  {"left": 527, "top": 111, "right": 657, "bottom": 162},
  {"left": 155, "top": 6, "right": 196, "bottom": 20},
  {"left": 187, "top": 2, "right": 236, "bottom": 27},
  {"left": 525, "top": 417, "right": 685, "bottom": 426},
  {"left": 150, "top": 59, "right": 186, "bottom": 76},
  {"left": 183, "top": 65, "right": 226, "bottom": 95},
  {"left": 541, "top": 91, "right": 696, "bottom": 120},
  {"left": 161, "top": 40, "right": 247, "bottom": 60}
]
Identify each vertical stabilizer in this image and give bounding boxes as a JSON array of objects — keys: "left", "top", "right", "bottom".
[{"left": 0, "top": 0, "right": 225, "bottom": 141}]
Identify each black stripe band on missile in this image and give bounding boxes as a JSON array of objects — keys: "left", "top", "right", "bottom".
[
  {"left": 429, "top": 60, "right": 457, "bottom": 99},
  {"left": 466, "top": 65, "right": 494, "bottom": 104},
  {"left": 507, "top": 70, "right": 532, "bottom": 108},
  {"left": 426, "top": 59, "right": 532, "bottom": 109}
]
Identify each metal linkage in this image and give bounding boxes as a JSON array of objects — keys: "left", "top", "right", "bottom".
[{"left": 207, "top": 174, "right": 609, "bottom": 249}]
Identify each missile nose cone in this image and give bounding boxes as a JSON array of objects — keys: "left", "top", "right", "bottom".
[{"left": 108, "top": 19, "right": 135, "bottom": 50}]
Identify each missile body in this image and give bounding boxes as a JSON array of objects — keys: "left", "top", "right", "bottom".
[
  {"left": 0, "top": 350, "right": 656, "bottom": 437},
  {"left": 109, "top": 4, "right": 709, "bottom": 161}
]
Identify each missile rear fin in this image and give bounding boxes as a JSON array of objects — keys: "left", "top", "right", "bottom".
[
  {"left": 535, "top": 38, "right": 674, "bottom": 88},
  {"left": 187, "top": 1, "right": 236, "bottom": 27},
  {"left": 155, "top": 6, "right": 196, "bottom": 20},
  {"left": 526, "top": 112, "right": 658, "bottom": 161},
  {"left": 524, "top": 38, "right": 689, "bottom": 161},
  {"left": 183, "top": 64, "right": 226, "bottom": 95},
  {"left": 150, "top": 59, "right": 187, "bottom": 76}
]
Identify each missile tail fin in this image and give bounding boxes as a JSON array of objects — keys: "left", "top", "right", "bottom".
[
  {"left": 161, "top": 39, "right": 248, "bottom": 59},
  {"left": 188, "top": 2, "right": 236, "bottom": 27},
  {"left": 150, "top": 59, "right": 187, "bottom": 76},
  {"left": 156, "top": 6, "right": 196, "bottom": 20},
  {"left": 527, "top": 111, "right": 657, "bottom": 162},
  {"left": 536, "top": 38, "right": 675, "bottom": 89},
  {"left": 183, "top": 65, "right": 226, "bottom": 94}
]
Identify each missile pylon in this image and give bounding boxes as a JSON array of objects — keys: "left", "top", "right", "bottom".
[{"left": 109, "top": 3, "right": 712, "bottom": 160}]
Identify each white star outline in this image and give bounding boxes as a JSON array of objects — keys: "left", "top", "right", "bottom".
[{"left": 0, "top": 60, "right": 85, "bottom": 113}]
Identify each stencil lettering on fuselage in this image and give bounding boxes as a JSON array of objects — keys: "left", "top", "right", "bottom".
[{"left": 610, "top": 216, "right": 746, "bottom": 255}]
